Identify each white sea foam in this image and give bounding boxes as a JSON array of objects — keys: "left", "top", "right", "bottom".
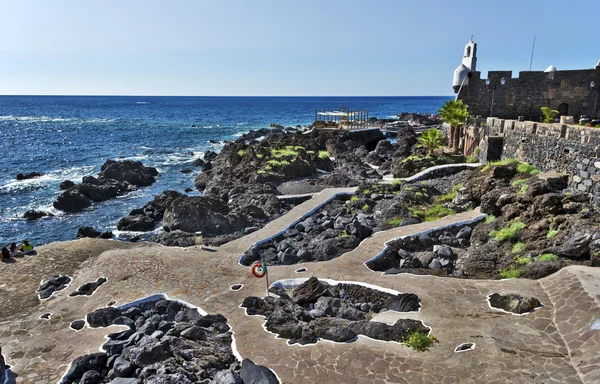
[{"left": 0, "top": 165, "right": 95, "bottom": 194}]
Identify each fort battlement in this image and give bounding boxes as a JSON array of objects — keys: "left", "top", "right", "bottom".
[
  {"left": 470, "top": 117, "right": 600, "bottom": 198},
  {"left": 453, "top": 40, "right": 600, "bottom": 121}
]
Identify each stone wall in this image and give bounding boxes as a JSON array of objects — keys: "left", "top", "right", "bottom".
[
  {"left": 458, "top": 68, "right": 600, "bottom": 121},
  {"left": 482, "top": 118, "right": 600, "bottom": 198}
]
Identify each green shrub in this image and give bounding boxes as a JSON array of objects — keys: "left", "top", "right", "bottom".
[
  {"left": 237, "top": 149, "right": 246, "bottom": 157},
  {"left": 350, "top": 196, "right": 359, "bottom": 202},
  {"left": 500, "top": 267, "right": 521, "bottom": 279},
  {"left": 489, "top": 220, "right": 526, "bottom": 242},
  {"left": 386, "top": 217, "right": 402, "bottom": 226},
  {"left": 270, "top": 146, "right": 304, "bottom": 159},
  {"left": 538, "top": 253, "right": 557, "bottom": 262},
  {"left": 317, "top": 150, "right": 330, "bottom": 160},
  {"left": 393, "top": 179, "right": 404, "bottom": 186},
  {"left": 511, "top": 242, "right": 525, "bottom": 253},
  {"left": 485, "top": 215, "right": 496, "bottom": 224},
  {"left": 546, "top": 229, "right": 558, "bottom": 239},
  {"left": 256, "top": 153, "right": 264, "bottom": 159},
  {"left": 338, "top": 230, "right": 349, "bottom": 238},
  {"left": 492, "top": 158, "right": 518, "bottom": 166},
  {"left": 362, "top": 204, "right": 370, "bottom": 212},
  {"left": 402, "top": 330, "right": 437, "bottom": 351},
  {"left": 423, "top": 204, "right": 455, "bottom": 222},
  {"left": 518, "top": 184, "right": 528, "bottom": 195},
  {"left": 511, "top": 179, "right": 528, "bottom": 187},
  {"left": 267, "top": 159, "right": 290, "bottom": 168},
  {"left": 362, "top": 189, "right": 371, "bottom": 195},
  {"left": 438, "top": 183, "right": 463, "bottom": 203},
  {"left": 466, "top": 155, "right": 479, "bottom": 163},
  {"left": 257, "top": 169, "right": 266, "bottom": 175},
  {"left": 514, "top": 255, "right": 532, "bottom": 265},
  {"left": 517, "top": 162, "right": 540, "bottom": 175}
]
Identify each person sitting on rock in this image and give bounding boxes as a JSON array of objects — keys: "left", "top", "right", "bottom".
[
  {"left": 19, "top": 240, "right": 35, "bottom": 255},
  {"left": 9, "top": 242, "right": 22, "bottom": 257},
  {"left": 1, "top": 247, "right": 14, "bottom": 262}
]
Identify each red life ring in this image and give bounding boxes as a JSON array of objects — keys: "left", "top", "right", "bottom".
[{"left": 251, "top": 262, "right": 266, "bottom": 278}]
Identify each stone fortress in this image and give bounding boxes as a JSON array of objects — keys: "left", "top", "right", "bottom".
[{"left": 453, "top": 39, "right": 600, "bottom": 121}]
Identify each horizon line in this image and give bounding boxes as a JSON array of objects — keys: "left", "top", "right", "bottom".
[{"left": 0, "top": 94, "right": 454, "bottom": 98}]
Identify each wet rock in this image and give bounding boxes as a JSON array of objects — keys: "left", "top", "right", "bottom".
[
  {"left": 520, "top": 261, "right": 561, "bottom": 279},
  {"left": 118, "top": 190, "right": 183, "bottom": 232},
  {"left": 38, "top": 275, "right": 72, "bottom": 299},
  {"left": 76, "top": 226, "right": 113, "bottom": 239},
  {"left": 23, "top": 209, "right": 53, "bottom": 220},
  {"left": 54, "top": 160, "right": 158, "bottom": 212},
  {"left": 211, "top": 370, "right": 243, "bottom": 384},
  {"left": 16, "top": 171, "right": 42, "bottom": 180},
  {"left": 60, "top": 179, "right": 76, "bottom": 190},
  {"left": 488, "top": 293, "right": 542, "bottom": 314},
  {"left": 240, "top": 358, "right": 279, "bottom": 384}
]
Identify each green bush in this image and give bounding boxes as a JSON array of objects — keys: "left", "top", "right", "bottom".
[
  {"left": 317, "top": 150, "right": 330, "bottom": 160},
  {"left": 466, "top": 155, "right": 479, "bottom": 163},
  {"left": 257, "top": 169, "right": 266, "bottom": 175},
  {"left": 485, "top": 215, "right": 496, "bottom": 224},
  {"left": 267, "top": 159, "right": 290, "bottom": 168},
  {"left": 362, "top": 204, "right": 370, "bottom": 212},
  {"left": 237, "top": 149, "right": 246, "bottom": 157},
  {"left": 270, "top": 146, "right": 304, "bottom": 159},
  {"left": 489, "top": 220, "right": 526, "bottom": 242},
  {"left": 514, "top": 255, "right": 532, "bottom": 265},
  {"left": 386, "top": 217, "right": 402, "bottom": 226},
  {"left": 538, "top": 253, "right": 557, "bottom": 262},
  {"left": 423, "top": 204, "right": 455, "bottom": 222},
  {"left": 512, "top": 242, "right": 524, "bottom": 253},
  {"left": 393, "top": 179, "right": 404, "bottom": 186},
  {"left": 338, "top": 230, "right": 349, "bottom": 238},
  {"left": 517, "top": 162, "right": 540, "bottom": 175},
  {"left": 438, "top": 183, "right": 463, "bottom": 203},
  {"left": 518, "top": 184, "right": 528, "bottom": 195},
  {"left": 402, "top": 330, "right": 437, "bottom": 352},
  {"left": 362, "top": 189, "right": 371, "bottom": 195},
  {"left": 500, "top": 267, "right": 521, "bottom": 279},
  {"left": 350, "top": 196, "right": 359, "bottom": 202},
  {"left": 511, "top": 179, "right": 528, "bottom": 187},
  {"left": 546, "top": 229, "right": 558, "bottom": 239},
  {"left": 256, "top": 153, "right": 264, "bottom": 159}
]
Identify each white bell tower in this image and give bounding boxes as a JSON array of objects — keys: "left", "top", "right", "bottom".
[
  {"left": 462, "top": 38, "right": 477, "bottom": 71},
  {"left": 453, "top": 38, "right": 478, "bottom": 93}
]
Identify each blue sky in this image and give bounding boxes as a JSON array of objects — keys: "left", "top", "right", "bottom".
[{"left": 1, "top": 0, "right": 598, "bottom": 96}]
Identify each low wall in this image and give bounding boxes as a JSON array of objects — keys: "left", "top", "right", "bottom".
[{"left": 481, "top": 118, "right": 600, "bottom": 198}]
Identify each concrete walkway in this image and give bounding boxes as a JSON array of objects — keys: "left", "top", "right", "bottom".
[
  {"left": 382, "top": 163, "right": 482, "bottom": 184},
  {"left": 1, "top": 186, "right": 599, "bottom": 383}
]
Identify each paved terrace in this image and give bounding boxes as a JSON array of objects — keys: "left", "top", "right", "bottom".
[{"left": 1, "top": 186, "right": 600, "bottom": 383}]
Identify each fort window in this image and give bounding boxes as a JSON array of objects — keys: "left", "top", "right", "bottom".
[{"left": 466, "top": 46, "right": 471, "bottom": 57}]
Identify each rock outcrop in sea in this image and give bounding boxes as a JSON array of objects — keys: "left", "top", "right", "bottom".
[{"left": 53, "top": 160, "right": 158, "bottom": 212}]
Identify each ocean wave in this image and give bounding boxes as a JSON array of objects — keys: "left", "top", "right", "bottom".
[
  {"left": 0, "top": 115, "right": 115, "bottom": 124},
  {"left": 0, "top": 165, "right": 94, "bottom": 194},
  {"left": 136, "top": 102, "right": 150, "bottom": 105},
  {"left": 116, "top": 154, "right": 150, "bottom": 162}
]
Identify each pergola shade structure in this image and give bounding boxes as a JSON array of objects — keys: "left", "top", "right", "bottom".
[{"left": 314, "top": 109, "right": 369, "bottom": 130}]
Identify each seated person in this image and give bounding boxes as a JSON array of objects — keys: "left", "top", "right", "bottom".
[
  {"left": 1, "top": 247, "right": 14, "bottom": 261},
  {"left": 9, "top": 242, "right": 22, "bottom": 257},
  {"left": 19, "top": 240, "right": 35, "bottom": 255}
]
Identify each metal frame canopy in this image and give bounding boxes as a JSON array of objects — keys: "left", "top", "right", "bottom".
[{"left": 314, "top": 108, "right": 369, "bottom": 129}]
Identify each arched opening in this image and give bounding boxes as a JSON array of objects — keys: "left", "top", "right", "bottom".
[
  {"left": 558, "top": 103, "right": 569, "bottom": 116},
  {"left": 466, "top": 46, "right": 471, "bottom": 57}
]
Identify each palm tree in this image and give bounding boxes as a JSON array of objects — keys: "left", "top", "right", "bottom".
[
  {"left": 438, "top": 100, "right": 468, "bottom": 152},
  {"left": 416, "top": 128, "right": 444, "bottom": 155},
  {"left": 540, "top": 107, "right": 559, "bottom": 123}
]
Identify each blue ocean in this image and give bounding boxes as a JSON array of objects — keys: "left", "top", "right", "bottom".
[{"left": 0, "top": 96, "right": 450, "bottom": 246}]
